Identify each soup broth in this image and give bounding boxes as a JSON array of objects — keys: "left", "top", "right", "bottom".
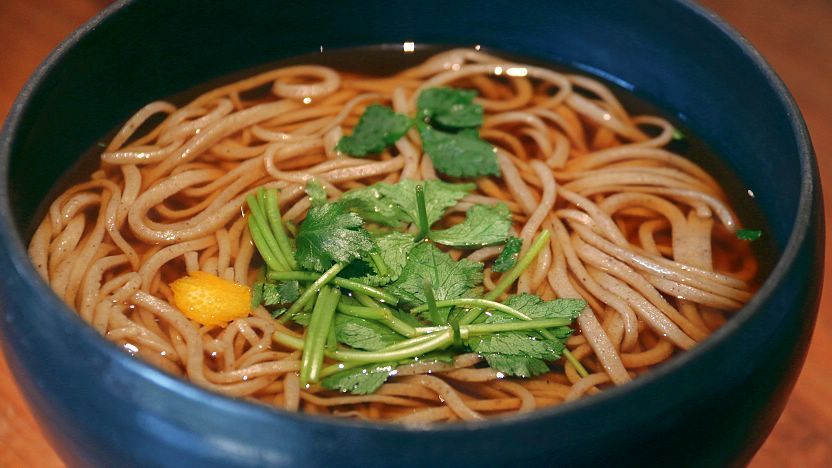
[{"left": 29, "top": 46, "right": 772, "bottom": 423}]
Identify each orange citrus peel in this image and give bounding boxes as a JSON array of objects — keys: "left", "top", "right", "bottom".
[{"left": 170, "top": 271, "right": 251, "bottom": 327}]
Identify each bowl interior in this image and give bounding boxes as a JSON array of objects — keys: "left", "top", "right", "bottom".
[
  {"left": 7, "top": 0, "right": 804, "bottom": 249},
  {"left": 0, "top": 0, "right": 818, "bottom": 466}
]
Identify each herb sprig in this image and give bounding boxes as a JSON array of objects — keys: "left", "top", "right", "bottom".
[
  {"left": 335, "top": 87, "right": 500, "bottom": 178},
  {"left": 248, "top": 182, "right": 585, "bottom": 395}
]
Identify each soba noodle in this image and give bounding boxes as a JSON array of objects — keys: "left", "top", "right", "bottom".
[{"left": 28, "top": 48, "right": 759, "bottom": 423}]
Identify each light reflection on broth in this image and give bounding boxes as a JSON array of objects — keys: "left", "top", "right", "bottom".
[{"left": 28, "top": 46, "right": 770, "bottom": 424}]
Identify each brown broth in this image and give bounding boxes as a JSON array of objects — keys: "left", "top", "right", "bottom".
[{"left": 36, "top": 45, "right": 775, "bottom": 284}]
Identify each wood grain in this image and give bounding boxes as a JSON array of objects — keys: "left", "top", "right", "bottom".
[{"left": 0, "top": 1, "right": 829, "bottom": 466}]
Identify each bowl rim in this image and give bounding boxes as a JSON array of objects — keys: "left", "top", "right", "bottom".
[{"left": 0, "top": 0, "right": 818, "bottom": 436}]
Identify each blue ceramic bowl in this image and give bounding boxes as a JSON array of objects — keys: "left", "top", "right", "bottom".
[{"left": 0, "top": 0, "right": 822, "bottom": 466}]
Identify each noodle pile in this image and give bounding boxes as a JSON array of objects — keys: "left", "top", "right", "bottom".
[{"left": 28, "top": 48, "right": 758, "bottom": 423}]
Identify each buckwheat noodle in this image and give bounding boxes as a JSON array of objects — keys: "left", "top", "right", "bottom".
[{"left": 28, "top": 49, "right": 759, "bottom": 423}]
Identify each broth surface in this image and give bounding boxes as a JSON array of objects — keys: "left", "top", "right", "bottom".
[{"left": 29, "top": 46, "right": 772, "bottom": 423}]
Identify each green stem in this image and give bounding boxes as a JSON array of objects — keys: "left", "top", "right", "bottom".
[
  {"left": 247, "top": 216, "right": 287, "bottom": 272},
  {"left": 250, "top": 268, "right": 266, "bottom": 308},
  {"left": 423, "top": 278, "right": 441, "bottom": 325},
  {"left": 325, "top": 317, "right": 338, "bottom": 354},
  {"left": 247, "top": 194, "right": 288, "bottom": 270},
  {"left": 278, "top": 290, "right": 316, "bottom": 324},
  {"left": 272, "top": 331, "right": 304, "bottom": 350},
  {"left": 354, "top": 293, "right": 417, "bottom": 337},
  {"left": 463, "top": 318, "right": 572, "bottom": 336},
  {"left": 332, "top": 330, "right": 452, "bottom": 363},
  {"left": 562, "top": 348, "right": 589, "bottom": 378},
  {"left": 450, "top": 316, "right": 463, "bottom": 348},
  {"left": 415, "top": 318, "right": 572, "bottom": 337},
  {"left": 336, "top": 303, "right": 389, "bottom": 321},
  {"left": 379, "top": 331, "right": 441, "bottom": 351},
  {"left": 459, "top": 230, "right": 551, "bottom": 325},
  {"left": 274, "top": 329, "right": 433, "bottom": 354},
  {"left": 414, "top": 184, "right": 430, "bottom": 241},
  {"left": 412, "top": 298, "right": 532, "bottom": 322},
  {"left": 333, "top": 278, "right": 399, "bottom": 304},
  {"left": 283, "top": 263, "right": 345, "bottom": 318},
  {"left": 369, "top": 252, "right": 390, "bottom": 278},
  {"left": 486, "top": 229, "right": 551, "bottom": 301},
  {"left": 263, "top": 189, "right": 298, "bottom": 270},
  {"left": 299, "top": 286, "right": 340, "bottom": 386},
  {"left": 320, "top": 361, "right": 362, "bottom": 378},
  {"left": 284, "top": 220, "right": 298, "bottom": 237},
  {"left": 274, "top": 329, "right": 452, "bottom": 365},
  {"left": 268, "top": 271, "right": 398, "bottom": 305},
  {"left": 269, "top": 271, "right": 320, "bottom": 281}
]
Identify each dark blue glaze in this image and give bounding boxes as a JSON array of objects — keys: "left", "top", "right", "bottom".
[{"left": 0, "top": 1, "right": 822, "bottom": 466}]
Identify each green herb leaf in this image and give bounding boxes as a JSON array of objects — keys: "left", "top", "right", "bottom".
[
  {"left": 321, "top": 361, "right": 398, "bottom": 395},
  {"left": 295, "top": 202, "right": 375, "bottom": 272},
  {"left": 376, "top": 231, "right": 415, "bottom": 273},
  {"left": 340, "top": 179, "right": 475, "bottom": 228},
  {"left": 493, "top": 236, "right": 522, "bottom": 272},
  {"left": 291, "top": 311, "right": 311, "bottom": 326},
  {"left": 414, "top": 350, "right": 456, "bottom": 364},
  {"left": 338, "top": 185, "right": 405, "bottom": 227},
  {"left": 386, "top": 242, "right": 483, "bottom": 322},
  {"left": 305, "top": 179, "right": 328, "bottom": 207},
  {"left": 378, "top": 179, "right": 476, "bottom": 227},
  {"left": 479, "top": 354, "right": 551, "bottom": 378},
  {"left": 336, "top": 105, "right": 412, "bottom": 156},
  {"left": 417, "top": 87, "right": 483, "bottom": 129},
  {"left": 339, "top": 232, "right": 416, "bottom": 286},
  {"left": 251, "top": 281, "right": 264, "bottom": 308},
  {"left": 736, "top": 228, "right": 762, "bottom": 241},
  {"left": 487, "top": 294, "right": 586, "bottom": 323},
  {"left": 471, "top": 331, "right": 567, "bottom": 358},
  {"left": 468, "top": 294, "right": 583, "bottom": 378},
  {"left": 370, "top": 232, "right": 416, "bottom": 282},
  {"left": 334, "top": 314, "right": 405, "bottom": 351},
  {"left": 419, "top": 124, "right": 500, "bottom": 178},
  {"left": 262, "top": 281, "right": 301, "bottom": 306},
  {"left": 414, "top": 87, "right": 498, "bottom": 178},
  {"left": 470, "top": 333, "right": 566, "bottom": 378},
  {"left": 429, "top": 203, "right": 511, "bottom": 248}
]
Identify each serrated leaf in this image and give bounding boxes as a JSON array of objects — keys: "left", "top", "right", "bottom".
[
  {"left": 493, "top": 236, "right": 522, "bottom": 272},
  {"left": 321, "top": 362, "right": 398, "bottom": 395},
  {"left": 471, "top": 333, "right": 566, "bottom": 359},
  {"left": 417, "top": 87, "right": 483, "bottom": 129},
  {"left": 339, "top": 185, "right": 407, "bottom": 227},
  {"left": 305, "top": 179, "right": 328, "bottom": 207},
  {"left": 373, "top": 232, "right": 416, "bottom": 280},
  {"left": 419, "top": 124, "right": 500, "bottom": 178},
  {"left": 485, "top": 294, "right": 586, "bottom": 324},
  {"left": 378, "top": 179, "right": 476, "bottom": 228},
  {"left": 470, "top": 333, "right": 566, "bottom": 378},
  {"left": 295, "top": 202, "right": 375, "bottom": 272},
  {"left": 385, "top": 242, "right": 483, "bottom": 322},
  {"left": 340, "top": 232, "right": 416, "bottom": 287},
  {"left": 479, "top": 353, "right": 551, "bottom": 378},
  {"left": 334, "top": 314, "right": 405, "bottom": 351},
  {"left": 291, "top": 311, "right": 311, "bottom": 326},
  {"left": 429, "top": 203, "right": 511, "bottom": 248},
  {"left": 469, "top": 294, "right": 583, "bottom": 378},
  {"left": 262, "top": 280, "right": 301, "bottom": 306},
  {"left": 340, "top": 179, "right": 475, "bottom": 229},
  {"left": 336, "top": 105, "right": 412, "bottom": 156}
]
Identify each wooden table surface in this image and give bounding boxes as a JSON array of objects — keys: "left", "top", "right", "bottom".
[{"left": 0, "top": 1, "right": 829, "bottom": 466}]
